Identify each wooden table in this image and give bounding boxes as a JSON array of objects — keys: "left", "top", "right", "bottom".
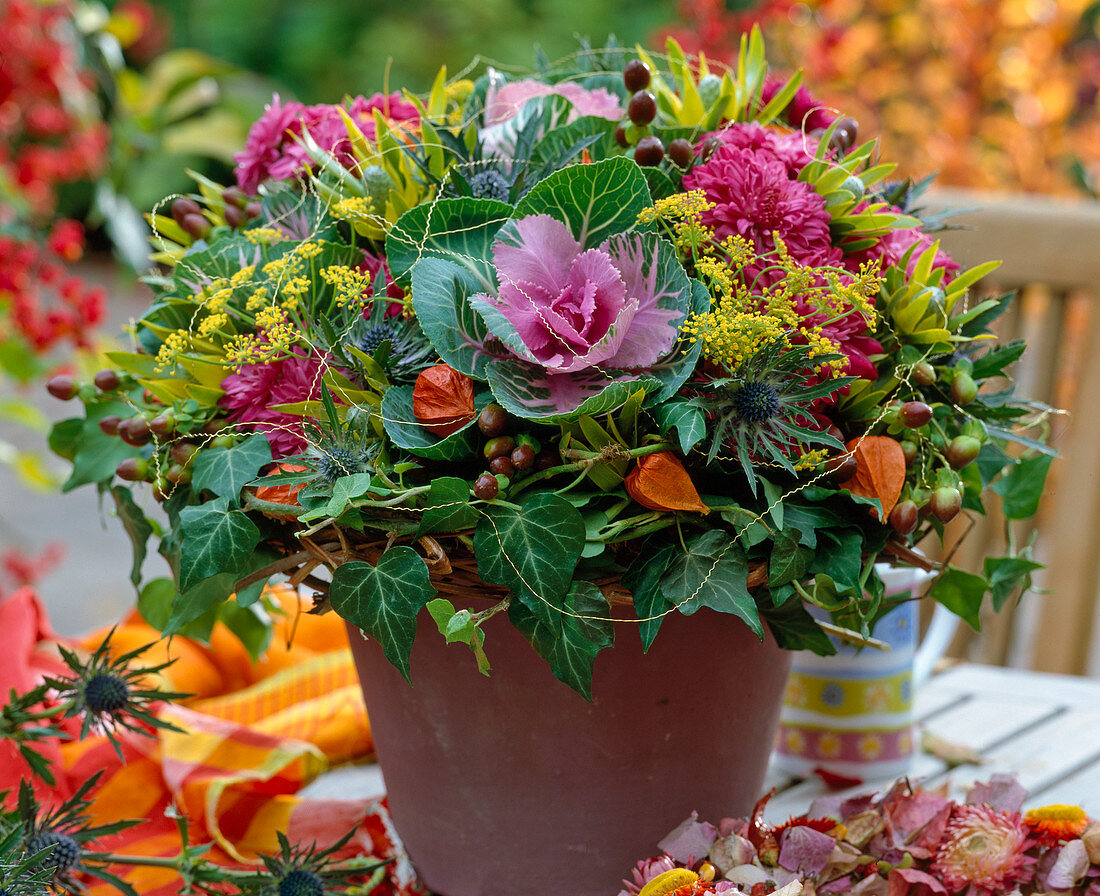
[
  {"left": 763, "top": 661, "right": 1100, "bottom": 820},
  {"left": 303, "top": 662, "right": 1100, "bottom": 819}
]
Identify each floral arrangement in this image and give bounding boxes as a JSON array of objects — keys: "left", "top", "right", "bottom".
[
  {"left": 618, "top": 776, "right": 1099, "bottom": 896},
  {"left": 49, "top": 31, "right": 1052, "bottom": 695}
]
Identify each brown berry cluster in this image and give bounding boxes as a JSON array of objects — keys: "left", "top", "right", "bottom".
[
  {"left": 613, "top": 59, "right": 694, "bottom": 172},
  {"left": 471, "top": 403, "right": 556, "bottom": 500},
  {"left": 169, "top": 187, "right": 261, "bottom": 242}
]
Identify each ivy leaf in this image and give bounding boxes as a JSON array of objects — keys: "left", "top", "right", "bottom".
[
  {"left": 992, "top": 453, "right": 1054, "bottom": 520},
  {"left": 417, "top": 477, "right": 477, "bottom": 536},
  {"left": 473, "top": 493, "right": 585, "bottom": 604},
  {"left": 929, "top": 566, "right": 987, "bottom": 631},
  {"left": 191, "top": 433, "right": 273, "bottom": 503},
  {"left": 426, "top": 598, "right": 490, "bottom": 675},
  {"left": 659, "top": 530, "right": 763, "bottom": 638},
  {"left": 177, "top": 496, "right": 263, "bottom": 593},
  {"left": 985, "top": 555, "right": 1043, "bottom": 611},
  {"left": 329, "top": 547, "right": 437, "bottom": 682},
  {"left": 621, "top": 542, "right": 677, "bottom": 652},
  {"left": 768, "top": 530, "right": 810, "bottom": 587},
  {"left": 650, "top": 400, "right": 706, "bottom": 454},
  {"left": 111, "top": 485, "right": 153, "bottom": 587},
  {"left": 509, "top": 580, "right": 614, "bottom": 699}
]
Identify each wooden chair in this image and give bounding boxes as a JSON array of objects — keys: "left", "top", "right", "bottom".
[{"left": 921, "top": 189, "right": 1100, "bottom": 676}]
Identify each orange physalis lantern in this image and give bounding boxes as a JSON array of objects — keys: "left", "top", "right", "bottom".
[
  {"left": 843, "top": 436, "right": 906, "bottom": 521},
  {"left": 413, "top": 364, "right": 476, "bottom": 437},
  {"left": 252, "top": 463, "right": 309, "bottom": 519},
  {"left": 625, "top": 451, "right": 709, "bottom": 514}
]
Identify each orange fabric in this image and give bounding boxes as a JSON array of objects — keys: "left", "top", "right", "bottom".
[{"left": 1, "top": 586, "right": 425, "bottom": 895}]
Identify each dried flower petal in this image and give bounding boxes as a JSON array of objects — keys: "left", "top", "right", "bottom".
[
  {"left": 412, "top": 364, "right": 476, "bottom": 437},
  {"left": 626, "top": 452, "right": 708, "bottom": 514}
]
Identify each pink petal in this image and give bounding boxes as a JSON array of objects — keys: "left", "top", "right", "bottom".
[
  {"left": 888, "top": 868, "right": 948, "bottom": 896},
  {"left": 602, "top": 234, "right": 685, "bottom": 368},
  {"left": 494, "top": 215, "right": 579, "bottom": 295},
  {"left": 965, "top": 775, "right": 1027, "bottom": 813},
  {"left": 1047, "top": 840, "right": 1090, "bottom": 890},
  {"left": 778, "top": 825, "right": 837, "bottom": 875},
  {"left": 657, "top": 812, "right": 719, "bottom": 865}
]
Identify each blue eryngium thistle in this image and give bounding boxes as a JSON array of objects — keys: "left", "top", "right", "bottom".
[
  {"left": 236, "top": 830, "right": 389, "bottom": 896},
  {"left": 46, "top": 630, "right": 187, "bottom": 754}
]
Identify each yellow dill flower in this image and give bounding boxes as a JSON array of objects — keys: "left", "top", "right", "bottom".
[
  {"left": 197, "top": 312, "right": 230, "bottom": 337},
  {"left": 294, "top": 240, "right": 324, "bottom": 260},
  {"left": 224, "top": 334, "right": 261, "bottom": 367},
  {"left": 203, "top": 287, "right": 232, "bottom": 315},
  {"left": 245, "top": 286, "right": 270, "bottom": 311},
  {"left": 245, "top": 227, "right": 284, "bottom": 245},
  {"left": 154, "top": 331, "right": 189, "bottom": 370},
  {"left": 255, "top": 305, "right": 288, "bottom": 331},
  {"left": 332, "top": 196, "right": 379, "bottom": 223},
  {"left": 230, "top": 265, "right": 256, "bottom": 286},
  {"left": 320, "top": 264, "right": 372, "bottom": 308}
]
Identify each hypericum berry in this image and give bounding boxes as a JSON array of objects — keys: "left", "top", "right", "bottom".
[
  {"left": 930, "top": 486, "right": 962, "bottom": 522},
  {"left": 900, "top": 440, "right": 918, "bottom": 466},
  {"left": 170, "top": 442, "right": 199, "bottom": 466},
  {"left": 627, "top": 90, "right": 657, "bottom": 126},
  {"left": 180, "top": 212, "right": 210, "bottom": 240},
  {"left": 224, "top": 203, "right": 245, "bottom": 229},
  {"left": 149, "top": 413, "right": 177, "bottom": 438},
  {"left": 951, "top": 372, "right": 978, "bottom": 406},
  {"left": 889, "top": 500, "right": 919, "bottom": 536},
  {"left": 278, "top": 868, "right": 325, "bottom": 896},
  {"left": 477, "top": 403, "right": 508, "bottom": 438},
  {"left": 118, "top": 416, "right": 152, "bottom": 447},
  {"left": 473, "top": 472, "right": 499, "bottom": 500},
  {"left": 701, "top": 136, "right": 723, "bottom": 162},
  {"left": 469, "top": 169, "right": 510, "bottom": 202},
  {"left": 633, "top": 135, "right": 664, "bottom": 166},
  {"left": 912, "top": 360, "right": 936, "bottom": 386},
  {"left": 93, "top": 368, "right": 121, "bottom": 391},
  {"left": 98, "top": 415, "right": 122, "bottom": 437},
  {"left": 26, "top": 831, "right": 81, "bottom": 875},
  {"left": 829, "top": 116, "right": 859, "bottom": 153},
  {"left": 899, "top": 401, "right": 933, "bottom": 428},
  {"left": 46, "top": 375, "right": 77, "bottom": 401},
  {"left": 825, "top": 453, "right": 858, "bottom": 484},
  {"left": 946, "top": 435, "right": 982, "bottom": 469},
  {"left": 170, "top": 197, "right": 202, "bottom": 224},
  {"left": 667, "top": 138, "right": 694, "bottom": 169},
  {"left": 319, "top": 447, "right": 359, "bottom": 482},
  {"left": 511, "top": 444, "right": 536, "bottom": 471},
  {"left": 489, "top": 455, "right": 515, "bottom": 478},
  {"left": 164, "top": 463, "right": 191, "bottom": 486},
  {"left": 221, "top": 186, "right": 247, "bottom": 207},
  {"left": 84, "top": 671, "right": 131, "bottom": 713},
  {"left": 244, "top": 201, "right": 262, "bottom": 219},
  {"left": 483, "top": 435, "right": 515, "bottom": 461},
  {"left": 533, "top": 449, "right": 559, "bottom": 472},
  {"left": 614, "top": 123, "right": 630, "bottom": 148},
  {"left": 115, "top": 457, "right": 149, "bottom": 482},
  {"left": 734, "top": 381, "right": 781, "bottom": 423},
  {"left": 623, "top": 59, "right": 651, "bottom": 92}
]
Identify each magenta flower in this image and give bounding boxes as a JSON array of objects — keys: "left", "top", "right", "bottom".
[
  {"left": 470, "top": 215, "right": 683, "bottom": 374},
  {"left": 761, "top": 76, "right": 837, "bottom": 133},
  {"left": 682, "top": 144, "right": 842, "bottom": 287},
  {"left": 349, "top": 92, "right": 421, "bottom": 142},
  {"left": 219, "top": 349, "right": 333, "bottom": 457},
  {"left": 233, "top": 95, "right": 306, "bottom": 194},
  {"left": 704, "top": 121, "right": 817, "bottom": 176}
]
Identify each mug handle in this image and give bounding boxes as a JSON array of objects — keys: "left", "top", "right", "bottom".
[{"left": 913, "top": 602, "right": 957, "bottom": 688}]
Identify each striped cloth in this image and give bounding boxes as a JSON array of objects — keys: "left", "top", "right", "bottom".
[{"left": 0, "top": 585, "right": 425, "bottom": 896}]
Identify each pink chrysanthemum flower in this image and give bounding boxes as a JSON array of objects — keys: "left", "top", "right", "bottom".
[
  {"left": 930, "top": 804, "right": 1035, "bottom": 896},
  {"left": 349, "top": 92, "right": 421, "bottom": 142},
  {"left": 219, "top": 350, "right": 332, "bottom": 457},
  {"left": 704, "top": 121, "right": 817, "bottom": 176},
  {"left": 682, "top": 144, "right": 842, "bottom": 288},
  {"left": 761, "top": 76, "right": 837, "bottom": 133},
  {"left": 233, "top": 94, "right": 306, "bottom": 194}
]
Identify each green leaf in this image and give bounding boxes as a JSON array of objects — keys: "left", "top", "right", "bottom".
[
  {"left": 318, "top": 473, "right": 378, "bottom": 520},
  {"left": 137, "top": 577, "right": 177, "bottom": 631},
  {"left": 409, "top": 258, "right": 493, "bottom": 379},
  {"left": 984, "top": 555, "right": 1043, "bottom": 611},
  {"left": 191, "top": 433, "right": 273, "bottom": 502},
  {"left": 509, "top": 580, "right": 614, "bottom": 699},
  {"left": 930, "top": 566, "right": 987, "bottom": 631},
  {"left": 329, "top": 547, "right": 437, "bottom": 682},
  {"left": 386, "top": 197, "right": 513, "bottom": 286},
  {"left": 487, "top": 360, "right": 655, "bottom": 421},
  {"left": 650, "top": 400, "right": 706, "bottom": 454},
  {"left": 380, "top": 384, "right": 485, "bottom": 460},
  {"left": 813, "top": 530, "right": 863, "bottom": 593},
  {"left": 48, "top": 417, "right": 83, "bottom": 462},
  {"left": 513, "top": 156, "right": 651, "bottom": 249},
  {"left": 111, "top": 485, "right": 153, "bottom": 587},
  {"left": 473, "top": 492, "right": 585, "bottom": 603},
  {"left": 417, "top": 476, "right": 477, "bottom": 536},
  {"left": 621, "top": 542, "right": 677, "bottom": 651},
  {"left": 970, "top": 340, "right": 1026, "bottom": 380},
  {"left": 761, "top": 596, "right": 837, "bottom": 654},
  {"left": 218, "top": 599, "right": 274, "bottom": 661},
  {"left": 768, "top": 530, "right": 810, "bottom": 587},
  {"left": 992, "top": 453, "right": 1053, "bottom": 520},
  {"left": 426, "top": 598, "right": 490, "bottom": 675},
  {"left": 177, "top": 496, "right": 263, "bottom": 593},
  {"left": 659, "top": 530, "right": 763, "bottom": 637},
  {"left": 61, "top": 401, "right": 142, "bottom": 492}
]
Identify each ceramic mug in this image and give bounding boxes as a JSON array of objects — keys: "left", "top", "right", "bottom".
[{"left": 773, "top": 565, "right": 952, "bottom": 781}]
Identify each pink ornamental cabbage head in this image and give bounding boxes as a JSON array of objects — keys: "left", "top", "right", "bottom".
[
  {"left": 470, "top": 215, "right": 684, "bottom": 375},
  {"left": 483, "top": 76, "right": 623, "bottom": 127}
]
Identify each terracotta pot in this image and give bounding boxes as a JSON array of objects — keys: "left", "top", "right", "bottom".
[{"left": 346, "top": 606, "right": 792, "bottom": 896}]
